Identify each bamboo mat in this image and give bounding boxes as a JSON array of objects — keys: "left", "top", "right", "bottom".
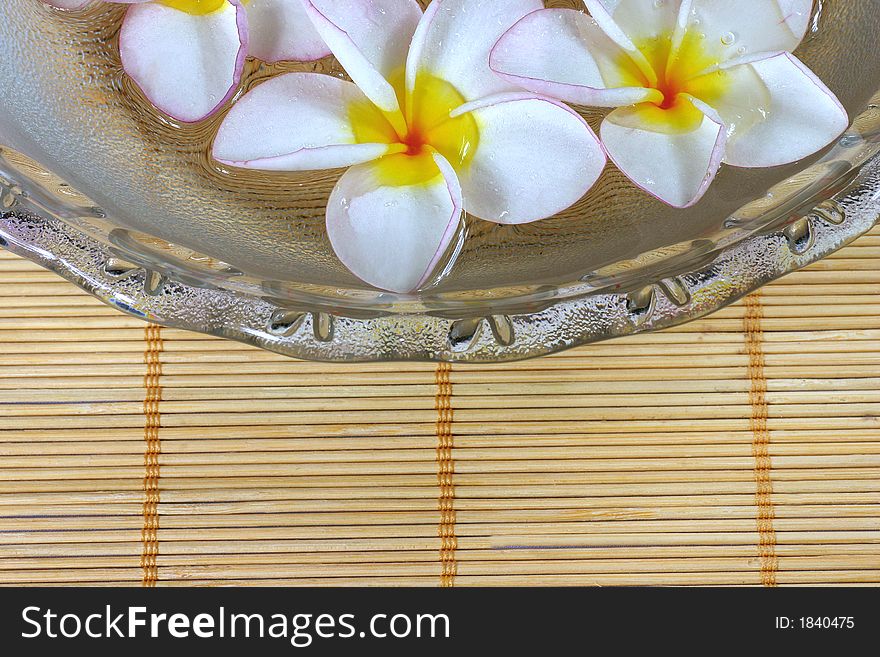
[{"left": 1, "top": 227, "right": 879, "bottom": 587}]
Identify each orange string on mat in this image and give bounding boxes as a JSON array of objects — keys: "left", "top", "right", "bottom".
[
  {"left": 435, "top": 362, "right": 457, "bottom": 588},
  {"left": 142, "top": 323, "right": 164, "bottom": 587},
  {"left": 744, "top": 293, "right": 779, "bottom": 587}
]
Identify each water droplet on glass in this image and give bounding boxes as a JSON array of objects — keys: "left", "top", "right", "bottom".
[{"left": 721, "top": 31, "right": 737, "bottom": 46}]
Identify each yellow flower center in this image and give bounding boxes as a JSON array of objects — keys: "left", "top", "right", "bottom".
[
  {"left": 611, "top": 30, "right": 735, "bottom": 134},
  {"left": 349, "top": 71, "right": 479, "bottom": 187},
  {"left": 158, "top": 0, "right": 248, "bottom": 15}
]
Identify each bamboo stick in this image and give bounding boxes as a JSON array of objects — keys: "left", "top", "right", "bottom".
[
  {"left": 0, "top": 518, "right": 880, "bottom": 549},
  {"left": 2, "top": 378, "right": 880, "bottom": 407},
  {"left": 3, "top": 491, "right": 879, "bottom": 517},
  {"left": 6, "top": 392, "right": 880, "bottom": 418},
  {"left": 3, "top": 464, "right": 880, "bottom": 487},
  {"left": 9, "top": 403, "right": 880, "bottom": 430},
  {"left": 3, "top": 440, "right": 877, "bottom": 461},
  {"left": 4, "top": 527, "right": 877, "bottom": 548},
  {"left": 3, "top": 421, "right": 880, "bottom": 444},
  {"left": 4, "top": 543, "right": 879, "bottom": 571},
  {"left": 3, "top": 505, "right": 876, "bottom": 534},
  {"left": 3, "top": 542, "right": 877, "bottom": 563},
  {"left": 0, "top": 479, "right": 877, "bottom": 502},
  {"left": 4, "top": 556, "right": 879, "bottom": 584},
  {"left": 450, "top": 572, "right": 880, "bottom": 586},
  {"left": 3, "top": 349, "right": 877, "bottom": 375},
  {"left": 3, "top": 364, "right": 880, "bottom": 387},
  {"left": 1, "top": 478, "right": 877, "bottom": 503}
]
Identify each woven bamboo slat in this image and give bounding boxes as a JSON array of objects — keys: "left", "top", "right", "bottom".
[{"left": 0, "top": 227, "right": 879, "bottom": 586}]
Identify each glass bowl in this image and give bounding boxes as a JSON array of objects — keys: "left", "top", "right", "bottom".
[{"left": 1, "top": 0, "right": 879, "bottom": 362}]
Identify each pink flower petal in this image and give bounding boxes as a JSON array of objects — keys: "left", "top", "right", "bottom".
[
  {"left": 326, "top": 151, "right": 464, "bottom": 293},
  {"left": 119, "top": 0, "right": 247, "bottom": 123},
  {"left": 722, "top": 52, "right": 848, "bottom": 168},
  {"left": 451, "top": 93, "right": 606, "bottom": 224},
  {"left": 406, "top": 0, "right": 544, "bottom": 103},
  {"left": 490, "top": 8, "right": 659, "bottom": 108},
  {"left": 213, "top": 72, "right": 397, "bottom": 170},
  {"left": 245, "top": 0, "right": 332, "bottom": 63},
  {"left": 600, "top": 96, "right": 727, "bottom": 208},
  {"left": 302, "top": 0, "right": 423, "bottom": 113}
]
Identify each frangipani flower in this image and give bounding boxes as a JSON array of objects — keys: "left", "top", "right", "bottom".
[
  {"left": 491, "top": 0, "right": 849, "bottom": 208},
  {"left": 43, "top": 0, "right": 331, "bottom": 123},
  {"left": 213, "top": 0, "right": 606, "bottom": 293}
]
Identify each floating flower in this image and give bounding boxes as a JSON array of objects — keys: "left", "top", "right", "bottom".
[
  {"left": 213, "top": 0, "right": 606, "bottom": 293},
  {"left": 491, "top": 0, "right": 849, "bottom": 208},
  {"left": 43, "top": 0, "right": 332, "bottom": 123}
]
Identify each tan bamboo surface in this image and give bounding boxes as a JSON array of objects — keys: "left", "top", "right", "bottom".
[{"left": 1, "top": 227, "right": 879, "bottom": 587}]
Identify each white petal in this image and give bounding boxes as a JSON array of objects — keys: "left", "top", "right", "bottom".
[
  {"left": 588, "top": 0, "right": 683, "bottom": 44},
  {"left": 582, "top": 0, "right": 659, "bottom": 85},
  {"left": 777, "top": 0, "right": 815, "bottom": 43},
  {"left": 407, "top": 0, "right": 543, "bottom": 102},
  {"left": 245, "top": 0, "right": 331, "bottom": 63},
  {"left": 213, "top": 73, "right": 396, "bottom": 170},
  {"left": 302, "top": 0, "right": 423, "bottom": 113},
  {"left": 490, "top": 8, "right": 658, "bottom": 107},
  {"left": 723, "top": 53, "right": 848, "bottom": 168},
  {"left": 119, "top": 1, "right": 247, "bottom": 123},
  {"left": 452, "top": 93, "right": 606, "bottom": 224},
  {"left": 683, "top": 0, "right": 814, "bottom": 66},
  {"left": 326, "top": 151, "right": 463, "bottom": 293},
  {"left": 686, "top": 60, "right": 771, "bottom": 142},
  {"left": 600, "top": 97, "right": 727, "bottom": 208}
]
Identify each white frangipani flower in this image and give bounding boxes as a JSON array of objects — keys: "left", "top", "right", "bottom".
[
  {"left": 213, "top": 0, "right": 607, "bottom": 293},
  {"left": 43, "top": 0, "right": 331, "bottom": 123},
  {"left": 491, "top": 0, "right": 849, "bottom": 208}
]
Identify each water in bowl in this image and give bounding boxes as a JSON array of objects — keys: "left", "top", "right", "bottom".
[{"left": 0, "top": 0, "right": 878, "bottom": 303}]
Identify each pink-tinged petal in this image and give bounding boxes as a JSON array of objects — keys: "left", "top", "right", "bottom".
[
  {"left": 213, "top": 72, "right": 396, "bottom": 170},
  {"left": 245, "top": 0, "right": 331, "bottom": 63},
  {"left": 600, "top": 96, "right": 727, "bottom": 208},
  {"left": 119, "top": 1, "right": 247, "bottom": 123},
  {"left": 406, "top": 0, "right": 543, "bottom": 102},
  {"left": 451, "top": 93, "right": 606, "bottom": 224},
  {"left": 326, "top": 151, "right": 463, "bottom": 293},
  {"left": 302, "top": 0, "right": 423, "bottom": 113},
  {"left": 490, "top": 8, "right": 658, "bottom": 108},
  {"left": 723, "top": 53, "right": 848, "bottom": 168},
  {"left": 683, "top": 0, "right": 814, "bottom": 66}
]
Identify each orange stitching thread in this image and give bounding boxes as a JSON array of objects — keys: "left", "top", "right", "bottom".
[
  {"left": 744, "top": 293, "right": 778, "bottom": 587},
  {"left": 142, "top": 323, "right": 163, "bottom": 587},
  {"left": 435, "top": 362, "right": 456, "bottom": 588}
]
